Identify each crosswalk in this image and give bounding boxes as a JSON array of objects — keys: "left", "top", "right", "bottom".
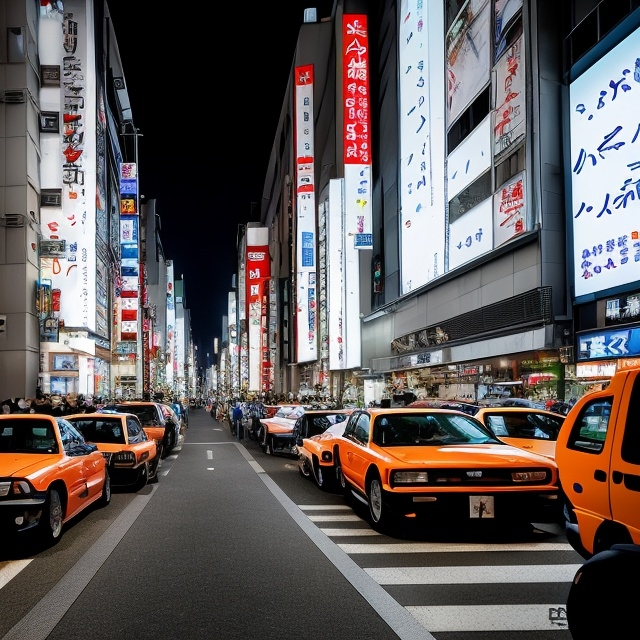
[{"left": 300, "top": 503, "right": 578, "bottom": 637}]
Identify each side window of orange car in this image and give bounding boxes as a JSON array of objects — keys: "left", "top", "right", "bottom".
[
  {"left": 354, "top": 414, "right": 370, "bottom": 445},
  {"left": 621, "top": 377, "right": 640, "bottom": 465},
  {"left": 567, "top": 397, "right": 613, "bottom": 454}
]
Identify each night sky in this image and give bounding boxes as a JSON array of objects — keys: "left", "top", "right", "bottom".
[{"left": 106, "top": 1, "right": 335, "bottom": 363}]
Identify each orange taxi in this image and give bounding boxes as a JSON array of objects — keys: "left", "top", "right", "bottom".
[
  {"left": 334, "top": 408, "right": 560, "bottom": 531},
  {"left": 293, "top": 409, "right": 353, "bottom": 487},
  {"left": 0, "top": 414, "right": 111, "bottom": 543},
  {"left": 472, "top": 407, "right": 565, "bottom": 460},
  {"left": 66, "top": 412, "right": 161, "bottom": 490}
]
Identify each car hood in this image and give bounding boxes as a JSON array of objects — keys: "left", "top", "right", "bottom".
[
  {"left": 0, "top": 453, "right": 60, "bottom": 478},
  {"left": 382, "top": 443, "right": 555, "bottom": 467},
  {"left": 263, "top": 418, "right": 296, "bottom": 433}
]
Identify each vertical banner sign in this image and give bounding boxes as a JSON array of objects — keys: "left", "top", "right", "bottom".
[
  {"left": 40, "top": 2, "right": 97, "bottom": 331},
  {"left": 119, "top": 213, "right": 139, "bottom": 341},
  {"left": 246, "top": 227, "right": 270, "bottom": 392},
  {"left": 343, "top": 14, "right": 373, "bottom": 250},
  {"left": 166, "top": 261, "right": 176, "bottom": 387},
  {"left": 295, "top": 64, "right": 318, "bottom": 363}
]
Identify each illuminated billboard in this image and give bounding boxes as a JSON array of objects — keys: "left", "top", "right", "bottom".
[{"left": 569, "top": 25, "right": 640, "bottom": 300}]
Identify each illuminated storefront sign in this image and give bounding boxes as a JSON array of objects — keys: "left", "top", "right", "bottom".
[
  {"left": 577, "top": 326, "right": 640, "bottom": 360},
  {"left": 294, "top": 64, "right": 318, "bottom": 363}
]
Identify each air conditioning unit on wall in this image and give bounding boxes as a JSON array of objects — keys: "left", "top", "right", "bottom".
[
  {"left": 0, "top": 89, "right": 26, "bottom": 103},
  {"left": 0, "top": 213, "right": 24, "bottom": 228}
]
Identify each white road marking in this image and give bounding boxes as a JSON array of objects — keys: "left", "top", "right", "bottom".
[
  {"left": 207, "top": 450, "right": 213, "bottom": 459},
  {"left": 407, "top": 604, "right": 569, "bottom": 632},
  {"left": 365, "top": 564, "right": 581, "bottom": 584},
  {"left": 338, "top": 541, "right": 575, "bottom": 553},
  {"left": 0, "top": 560, "right": 32, "bottom": 589},
  {"left": 307, "top": 514, "right": 363, "bottom": 522},
  {"left": 298, "top": 504, "right": 352, "bottom": 510},
  {"left": 321, "top": 528, "right": 382, "bottom": 537}
]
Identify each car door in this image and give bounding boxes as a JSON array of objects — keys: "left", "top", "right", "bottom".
[
  {"left": 609, "top": 370, "right": 640, "bottom": 535},
  {"left": 57, "top": 420, "right": 101, "bottom": 514},
  {"left": 341, "top": 412, "right": 371, "bottom": 491}
]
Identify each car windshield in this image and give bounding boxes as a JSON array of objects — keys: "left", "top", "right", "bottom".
[
  {"left": 66, "top": 418, "right": 127, "bottom": 444},
  {"left": 372, "top": 413, "right": 500, "bottom": 446},
  {"left": 483, "top": 412, "right": 564, "bottom": 441},
  {"left": 114, "top": 404, "right": 159, "bottom": 425},
  {"left": 0, "top": 418, "right": 59, "bottom": 453}
]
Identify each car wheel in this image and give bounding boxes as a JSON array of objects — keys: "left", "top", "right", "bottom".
[
  {"left": 299, "top": 457, "right": 312, "bottom": 479},
  {"left": 367, "top": 472, "right": 390, "bottom": 530},
  {"left": 39, "top": 487, "right": 64, "bottom": 543},
  {"left": 99, "top": 469, "right": 112, "bottom": 507},
  {"left": 149, "top": 455, "right": 161, "bottom": 484},
  {"left": 313, "top": 458, "right": 324, "bottom": 488},
  {"left": 132, "top": 462, "right": 149, "bottom": 491}
]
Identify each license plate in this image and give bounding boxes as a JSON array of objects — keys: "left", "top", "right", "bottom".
[{"left": 469, "top": 495, "right": 495, "bottom": 518}]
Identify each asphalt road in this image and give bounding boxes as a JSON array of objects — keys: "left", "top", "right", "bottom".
[{"left": 1, "top": 407, "right": 426, "bottom": 640}]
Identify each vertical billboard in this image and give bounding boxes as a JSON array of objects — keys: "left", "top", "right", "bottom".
[
  {"left": 328, "top": 180, "right": 346, "bottom": 369},
  {"left": 39, "top": 1, "right": 97, "bottom": 331},
  {"left": 342, "top": 14, "right": 373, "bottom": 250},
  {"left": 165, "top": 261, "right": 175, "bottom": 387},
  {"left": 398, "top": 0, "right": 446, "bottom": 292},
  {"left": 245, "top": 227, "right": 270, "bottom": 392},
  {"left": 569, "top": 25, "right": 640, "bottom": 300},
  {"left": 294, "top": 64, "right": 318, "bottom": 363}
]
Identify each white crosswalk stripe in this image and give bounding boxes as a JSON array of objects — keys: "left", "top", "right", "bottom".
[{"left": 298, "top": 503, "right": 575, "bottom": 637}]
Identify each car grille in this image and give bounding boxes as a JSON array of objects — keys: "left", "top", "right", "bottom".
[
  {"left": 101, "top": 452, "right": 113, "bottom": 464},
  {"left": 392, "top": 467, "right": 552, "bottom": 487}
]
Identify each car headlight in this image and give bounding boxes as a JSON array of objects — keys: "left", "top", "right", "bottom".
[
  {"left": 511, "top": 470, "right": 548, "bottom": 482},
  {"left": 392, "top": 470, "right": 429, "bottom": 484},
  {"left": 0, "top": 480, "right": 33, "bottom": 498}
]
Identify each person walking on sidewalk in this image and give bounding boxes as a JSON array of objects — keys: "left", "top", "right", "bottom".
[{"left": 232, "top": 402, "right": 244, "bottom": 438}]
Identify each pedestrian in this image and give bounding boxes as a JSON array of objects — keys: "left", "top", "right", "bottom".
[{"left": 232, "top": 402, "right": 243, "bottom": 438}]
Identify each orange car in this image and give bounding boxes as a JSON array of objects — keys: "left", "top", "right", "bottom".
[
  {"left": 66, "top": 412, "right": 160, "bottom": 490},
  {"left": 294, "top": 409, "right": 354, "bottom": 488},
  {"left": 334, "top": 408, "right": 560, "bottom": 531},
  {"left": 103, "top": 401, "right": 181, "bottom": 458},
  {"left": 0, "top": 414, "right": 111, "bottom": 543},
  {"left": 472, "top": 407, "right": 565, "bottom": 460}
]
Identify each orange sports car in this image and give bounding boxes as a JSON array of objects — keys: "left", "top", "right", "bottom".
[
  {"left": 333, "top": 408, "right": 561, "bottom": 532},
  {"left": 294, "top": 409, "right": 354, "bottom": 488},
  {"left": 473, "top": 406, "right": 565, "bottom": 460},
  {"left": 66, "top": 412, "right": 161, "bottom": 490},
  {"left": 0, "top": 414, "right": 111, "bottom": 544}
]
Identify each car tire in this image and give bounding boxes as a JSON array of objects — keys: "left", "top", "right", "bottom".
[
  {"left": 367, "top": 472, "right": 391, "bottom": 531},
  {"left": 299, "top": 457, "right": 312, "bottom": 479},
  {"left": 132, "top": 462, "right": 149, "bottom": 491},
  {"left": 313, "top": 458, "right": 325, "bottom": 488},
  {"left": 98, "top": 469, "right": 112, "bottom": 507},
  {"left": 38, "top": 487, "right": 64, "bottom": 543}
]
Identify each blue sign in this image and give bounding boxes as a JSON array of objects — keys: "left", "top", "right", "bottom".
[
  {"left": 577, "top": 326, "right": 640, "bottom": 360},
  {"left": 301, "top": 231, "right": 314, "bottom": 267},
  {"left": 354, "top": 233, "right": 373, "bottom": 248}
]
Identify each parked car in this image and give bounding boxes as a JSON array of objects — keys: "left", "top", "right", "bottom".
[
  {"left": 333, "top": 408, "right": 561, "bottom": 532},
  {"left": 0, "top": 414, "right": 111, "bottom": 544},
  {"left": 295, "top": 409, "right": 354, "bottom": 489},
  {"left": 258, "top": 404, "right": 307, "bottom": 455},
  {"left": 65, "top": 412, "right": 160, "bottom": 490},
  {"left": 472, "top": 406, "right": 565, "bottom": 460},
  {"left": 407, "top": 399, "right": 479, "bottom": 415},
  {"left": 103, "top": 401, "right": 181, "bottom": 458}
]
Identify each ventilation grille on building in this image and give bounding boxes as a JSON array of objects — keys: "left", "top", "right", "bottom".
[
  {"left": 0, "top": 214, "right": 25, "bottom": 228},
  {"left": 372, "top": 287, "right": 554, "bottom": 373},
  {"left": 41, "top": 189, "right": 62, "bottom": 207},
  {"left": 1, "top": 89, "right": 26, "bottom": 103}
]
